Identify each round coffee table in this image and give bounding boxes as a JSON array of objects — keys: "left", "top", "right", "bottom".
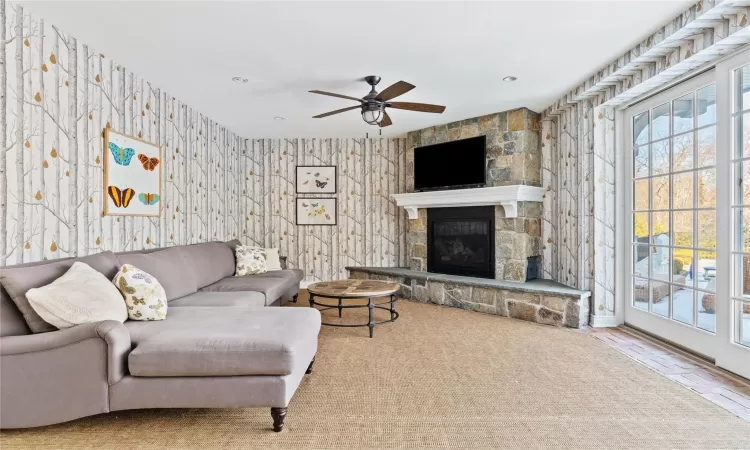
[{"left": 307, "top": 280, "right": 399, "bottom": 338}]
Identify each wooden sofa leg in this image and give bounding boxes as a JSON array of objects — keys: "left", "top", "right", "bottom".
[
  {"left": 292, "top": 293, "right": 298, "bottom": 303},
  {"left": 271, "top": 407, "right": 287, "bottom": 432},
  {"left": 306, "top": 357, "right": 315, "bottom": 374}
]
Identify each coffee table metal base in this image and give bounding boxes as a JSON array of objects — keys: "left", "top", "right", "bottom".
[{"left": 309, "top": 294, "right": 398, "bottom": 338}]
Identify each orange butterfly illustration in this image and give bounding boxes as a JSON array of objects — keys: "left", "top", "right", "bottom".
[
  {"left": 108, "top": 186, "right": 135, "bottom": 208},
  {"left": 137, "top": 154, "right": 160, "bottom": 171}
]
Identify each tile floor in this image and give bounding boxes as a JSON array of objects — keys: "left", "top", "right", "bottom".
[{"left": 589, "top": 326, "right": 750, "bottom": 422}]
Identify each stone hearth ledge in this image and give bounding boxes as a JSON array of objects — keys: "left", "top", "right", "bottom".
[
  {"left": 391, "top": 185, "right": 545, "bottom": 219},
  {"left": 347, "top": 267, "right": 591, "bottom": 329}
]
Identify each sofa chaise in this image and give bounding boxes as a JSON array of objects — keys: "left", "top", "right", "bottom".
[{"left": 0, "top": 240, "right": 321, "bottom": 431}]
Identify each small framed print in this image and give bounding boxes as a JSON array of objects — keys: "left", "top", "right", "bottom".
[
  {"left": 296, "top": 198, "right": 337, "bottom": 226},
  {"left": 296, "top": 165, "right": 336, "bottom": 194}
]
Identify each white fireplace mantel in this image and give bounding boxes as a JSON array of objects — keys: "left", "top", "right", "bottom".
[{"left": 391, "top": 185, "right": 546, "bottom": 219}]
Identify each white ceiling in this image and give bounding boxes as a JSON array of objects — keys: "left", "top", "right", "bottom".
[{"left": 21, "top": 1, "right": 694, "bottom": 138}]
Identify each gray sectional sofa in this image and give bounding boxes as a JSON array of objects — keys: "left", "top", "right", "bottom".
[{"left": 0, "top": 240, "right": 321, "bottom": 431}]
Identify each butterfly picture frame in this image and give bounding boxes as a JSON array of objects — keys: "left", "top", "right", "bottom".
[
  {"left": 103, "top": 128, "right": 162, "bottom": 217},
  {"left": 296, "top": 165, "right": 337, "bottom": 194},
  {"left": 296, "top": 198, "right": 337, "bottom": 226}
]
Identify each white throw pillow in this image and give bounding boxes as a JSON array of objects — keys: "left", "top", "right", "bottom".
[
  {"left": 247, "top": 247, "right": 282, "bottom": 271},
  {"left": 112, "top": 264, "right": 167, "bottom": 321},
  {"left": 26, "top": 262, "right": 128, "bottom": 329},
  {"left": 235, "top": 246, "right": 267, "bottom": 276}
]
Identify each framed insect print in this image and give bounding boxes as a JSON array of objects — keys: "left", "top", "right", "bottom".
[
  {"left": 103, "top": 128, "right": 162, "bottom": 217},
  {"left": 296, "top": 165, "right": 336, "bottom": 194},
  {"left": 296, "top": 198, "right": 337, "bottom": 226}
]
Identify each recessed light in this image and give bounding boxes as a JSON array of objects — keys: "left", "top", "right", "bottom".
[
  {"left": 232, "top": 77, "right": 248, "bottom": 83},
  {"left": 503, "top": 76, "right": 517, "bottom": 82},
  {"left": 274, "top": 116, "right": 285, "bottom": 120}
]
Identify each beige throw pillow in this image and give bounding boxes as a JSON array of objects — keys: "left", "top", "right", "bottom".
[
  {"left": 26, "top": 262, "right": 128, "bottom": 329},
  {"left": 113, "top": 264, "right": 168, "bottom": 321},
  {"left": 247, "top": 247, "right": 282, "bottom": 271},
  {"left": 235, "top": 246, "right": 267, "bottom": 276}
]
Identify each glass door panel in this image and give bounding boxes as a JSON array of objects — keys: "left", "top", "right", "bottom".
[
  {"left": 625, "top": 70, "right": 718, "bottom": 359},
  {"left": 723, "top": 57, "right": 750, "bottom": 377}
]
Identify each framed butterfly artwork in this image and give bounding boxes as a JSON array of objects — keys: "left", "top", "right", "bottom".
[
  {"left": 296, "top": 165, "right": 336, "bottom": 194},
  {"left": 296, "top": 198, "right": 337, "bottom": 226},
  {"left": 103, "top": 128, "right": 162, "bottom": 217}
]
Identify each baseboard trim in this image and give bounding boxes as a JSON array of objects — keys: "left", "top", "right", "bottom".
[
  {"left": 589, "top": 315, "right": 619, "bottom": 328},
  {"left": 300, "top": 281, "right": 313, "bottom": 289}
]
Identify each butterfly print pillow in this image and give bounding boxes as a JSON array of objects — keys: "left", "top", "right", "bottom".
[{"left": 113, "top": 264, "right": 167, "bottom": 321}]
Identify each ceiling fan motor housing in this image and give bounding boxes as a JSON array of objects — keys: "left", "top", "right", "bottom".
[
  {"left": 309, "top": 76, "right": 444, "bottom": 126},
  {"left": 364, "top": 75, "right": 381, "bottom": 86}
]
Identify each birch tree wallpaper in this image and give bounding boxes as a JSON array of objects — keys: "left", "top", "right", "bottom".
[
  {"left": 243, "top": 138, "right": 407, "bottom": 282},
  {"left": 0, "top": 1, "right": 408, "bottom": 284},
  {"left": 0, "top": 2, "right": 245, "bottom": 267}
]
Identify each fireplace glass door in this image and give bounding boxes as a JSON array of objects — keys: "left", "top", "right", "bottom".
[{"left": 427, "top": 206, "right": 495, "bottom": 279}]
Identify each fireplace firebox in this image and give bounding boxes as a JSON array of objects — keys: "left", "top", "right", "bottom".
[{"left": 427, "top": 206, "right": 495, "bottom": 279}]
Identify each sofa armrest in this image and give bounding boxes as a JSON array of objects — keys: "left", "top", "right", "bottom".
[
  {"left": 280, "top": 256, "right": 288, "bottom": 270},
  {"left": 0, "top": 320, "right": 131, "bottom": 385},
  {"left": 0, "top": 321, "right": 131, "bottom": 428}
]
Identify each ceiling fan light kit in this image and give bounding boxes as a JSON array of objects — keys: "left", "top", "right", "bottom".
[
  {"left": 362, "top": 105, "right": 385, "bottom": 125},
  {"left": 309, "top": 75, "right": 446, "bottom": 127}
]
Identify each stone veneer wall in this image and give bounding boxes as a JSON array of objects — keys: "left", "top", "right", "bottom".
[
  {"left": 404, "top": 108, "right": 543, "bottom": 282},
  {"left": 349, "top": 269, "right": 589, "bottom": 329}
]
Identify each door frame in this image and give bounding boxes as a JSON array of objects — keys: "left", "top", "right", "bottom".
[
  {"left": 622, "top": 69, "right": 718, "bottom": 360},
  {"left": 715, "top": 49, "right": 750, "bottom": 378},
  {"left": 615, "top": 48, "right": 750, "bottom": 378}
]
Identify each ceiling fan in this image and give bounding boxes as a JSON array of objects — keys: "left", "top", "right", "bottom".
[{"left": 309, "top": 76, "right": 446, "bottom": 127}]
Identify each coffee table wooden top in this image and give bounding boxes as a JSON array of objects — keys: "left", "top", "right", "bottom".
[{"left": 307, "top": 279, "right": 399, "bottom": 298}]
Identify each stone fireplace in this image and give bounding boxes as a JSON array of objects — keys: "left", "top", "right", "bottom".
[
  {"left": 403, "top": 108, "right": 543, "bottom": 283},
  {"left": 347, "top": 107, "right": 591, "bottom": 330}
]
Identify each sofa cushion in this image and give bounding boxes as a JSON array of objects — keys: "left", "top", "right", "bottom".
[
  {"left": 26, "top": 262, "right": 128, "bottom": 329},
  {"left": 199, "top": 276, "right": 294, "bottom": 306},
  {"left": 116, "top": 247, "right": 197, "bottom": 301},
  {"left": 248, "top": 269, "right": 304, "bottom": 284},
  {"left": 0, "top": 251, "right": 120, "bottom": 333},
  {"left": 125, "top": 306, "right": 321, "bottom": 376},
  {"left": 179, "top": 242, "right": 236, "bottom": 289},
  {"left": 168, "top": 291, "right": 265, "bottom": 307},
  {"left": 0, "top": 288, "right": 30, "bottom": 337}
]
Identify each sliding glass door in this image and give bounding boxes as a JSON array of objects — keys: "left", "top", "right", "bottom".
[
  {"left": 724, "top": 52, "right": 750, "bottom": 377},
  {"left": 625, "top": 49, "right": 750, "bottom": 378}
]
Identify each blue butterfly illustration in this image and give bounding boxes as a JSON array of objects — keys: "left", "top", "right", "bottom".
[
  {"left": 138, "top": 193, "right": 160, "bottom": 205},
  {"left": 108, "top": 142, "right": 135, "bottom": 166}
]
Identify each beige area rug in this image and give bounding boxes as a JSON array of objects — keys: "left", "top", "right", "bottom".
[{"left": 3, "top": 292, "right": 750, "bottom": 449}]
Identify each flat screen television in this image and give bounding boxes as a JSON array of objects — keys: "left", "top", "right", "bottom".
[{"left": 414, "top": 135, "right": 486, "bottom": 191}]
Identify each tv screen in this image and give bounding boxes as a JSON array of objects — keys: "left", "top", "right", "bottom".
[{"left": 414, "top": 136, "right": 486, "bottom": 191}]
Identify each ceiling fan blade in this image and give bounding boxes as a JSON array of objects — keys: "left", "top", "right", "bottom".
[
  {"left": 389, "top": 102, "right": 446, "bottom": 114},
  {"left": 312, "top": 105, "right": 361, "bottom": 119},
  {"left": 309, "top": 90, "right": 364, "bottom": 103},
  {"left": 379, "top": 111, "right": 393, "bottom": 127},
  {"left": 376, "top": 81, "right": 415, "bottom": 101}
]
